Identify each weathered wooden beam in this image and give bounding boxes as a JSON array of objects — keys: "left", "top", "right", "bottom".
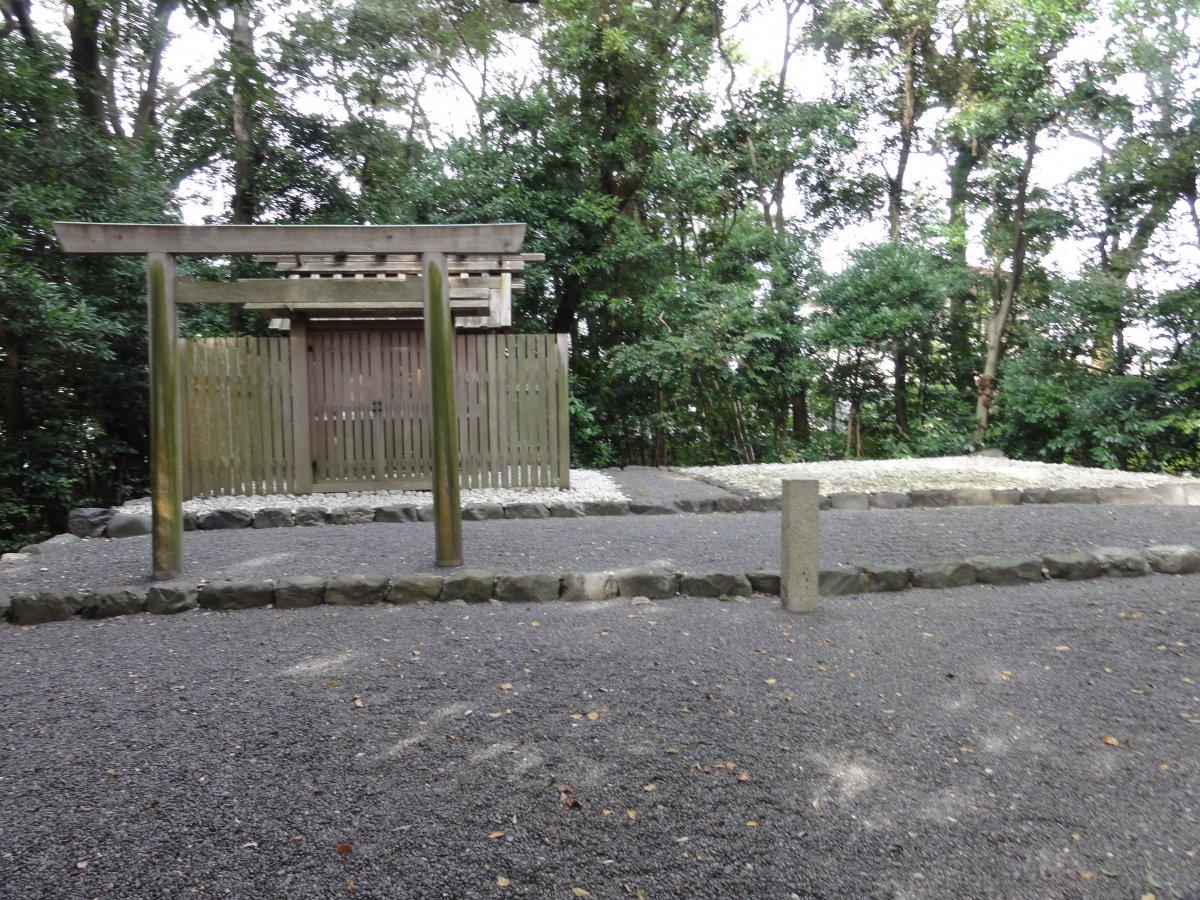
[
  {"left": 288, "top": 315, "right": 312, "bottom": 495},
  {"left": 54, "top": 222, "right": 526, "bottom": 255},
  {"left": 423, "top": 251, "right": 463, "bottom": 567},
  {"left": 147, "top": 252, "right": 183, "bottom": 581}
]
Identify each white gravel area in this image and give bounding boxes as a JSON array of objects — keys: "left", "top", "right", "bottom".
[
  {"left": 119, "top": 469, "right": 625, "bottom": 514},
  {"left": 682, "top": 455, "right": 1197, "bottom": 496}
]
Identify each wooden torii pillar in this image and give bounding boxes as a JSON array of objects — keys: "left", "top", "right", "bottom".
[{"left": 54, "top": 222, "right": 527, "bottom": 580}]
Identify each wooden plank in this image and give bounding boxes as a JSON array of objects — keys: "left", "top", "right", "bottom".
[
  {"left": 146, "top": 251, "right": 182, "bottom": 580},
  {"left": 556, "top": 334, "right": 571, "bottom": 488},
  {"left": 55, "top": 222, "right": 527, "bottom": 255}
]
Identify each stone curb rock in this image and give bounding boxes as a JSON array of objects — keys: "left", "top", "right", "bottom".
[
  {"left": 10, "top": 591, "right": 78, "bottom": 625},
  {"left": 329, "top": 506, "right": 375, "bottom": 526},
  {"left": 857, "top": 564, "right": 911, "bottom": 592},
  {"left": 505, "top": 502, "right": 549, "bottom": 520},
  {"left": 548, "top": 502, "right": 586, "bottom": 518},
  {"left": 68, "top": 507, "right": 115, "bottom": 538},
  {"left": 386, "top": 574, "right": 444, "bottom": 604},
  {"left": 294, "top": 506, "right": 328, "bottom": 526},
  {"left": 147, "top": 582, "right": 198, "bottom": 615},
  {"left": 325, "top": 574, "right": 388, "bottom": 605},
  {"left": 495, "top": 573, "right": 561, "bottom": 603},
  {"left": 275, "top": 576, "right": 326, "bottom": 609},
  {"left": 441, "top": 570, "right": 495, "bottom": 603},
  {"left": 1092, "top": 546, "right": 1151, "bottom": 577},
  {"left": 79, "top": 586, "right": 147, "bottom": 619},
  {"left": 912, "top": 560, "right": 975, "bottom": 589},
  {"left": 951, "top": 488, "right": 994, "bottom": 507},
  {"left": 463, "top": 503, "right": 505, "bottom": 521},
  {"left": 968, "top": 555, "right": 1044, "bottom": 585},
  {"left": 614, "top": 566, "right": 677, "bottom": 600},
  {"left": 673, "top": 498, "right": 716, "bottom": 514},
  {"left": 22, "top": 533, "right": 82, "bottom": 555},
  {"left": 2, "top": 552, "right": 31, "bottom": 565},
  {"left": 744, "top": 496, "right": 782, "bottom": 512},
  {"left": 1156, "top": 484, "right": 1187, "bottom": 505},
  {"left": 1143, "top": 544, "right": 1200, "bottom": 575},
  {"left": 1042, "top": 552, "right": 1103, "bottom": 581},
  {"left": 818, "top": 567, "right": 866, "bottom": 596},
  {"left": 198, "top": 509, "right": 253, "bottom": 530},
  {"left": 582, "top": 500, "right": 629, "bottom": 516},
  {"left": 712, "top": 496, "right": 747, "bottom": 513},
  {"left": 870, "top": 492, "right": 911, "bottom": 510},
  {"left": 1045, "top": 487, "right": 1097, "bottom": 505},
  {"left": 909, "top": 490, "right": 953, "bottom": 509},
  {"left": 990, "top": 489, "right": 1023, "bottom": 506},
  {"left": 678, "top": 572, "right": 752, "bottom": 598},
  {"left": 1019, "top": 488, "right": 1052, "bottom": 505},
  {"left": 561, "top": 572, "right": 618, "bottom": 602},
  {"left": 183, "top": 511, "right": 198, "bottom": 532},
  {"left": 746, "top": 571, "right": 781, "bottom": 595},
  {"left": 828, "top": 492, "right": 870, "bottom": 511},
  {"left": 253, "top": 508, "right": 294, "bottom": 529},
  {"left": 416, "top": 505, "right": 435, "bottom": 522},
  {"left": 375, "top": 505, "right": 419, "bottom": 523},
  {"left": 107, "top": 511, "right": 152, "bottom": 539},
  {"left": 628, "top": 502, "right": 677, "bottom": 515},
  {"left": 198, "top": 580, "right": 276, "bottom": 611}
]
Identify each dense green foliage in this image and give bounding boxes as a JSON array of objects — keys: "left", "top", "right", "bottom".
[{"left": 2, "top": 0, "right": 1198, "bottom": 548}]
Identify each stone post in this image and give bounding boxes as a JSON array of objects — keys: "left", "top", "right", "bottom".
[{"left": 781, "top": 479, "right": 819, "bottom": 612}]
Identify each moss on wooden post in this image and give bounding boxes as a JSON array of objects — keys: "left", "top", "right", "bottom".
[
  {"left": 423, "top": 251, "right": 463, "bottom": 566},
  {"left": 147, "top": 252, "right": 183, "bottom": 580}
]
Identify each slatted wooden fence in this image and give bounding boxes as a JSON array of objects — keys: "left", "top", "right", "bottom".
[{"left": 180, "top": 331, "right": 568, "bottom": 498}]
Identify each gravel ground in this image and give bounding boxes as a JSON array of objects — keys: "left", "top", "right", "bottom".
[
  {"left": 605, "top": 466, "right": 738, "bottom": 505},
  {"left": 4, "top": 505, "right": 1200, "bottom": 594},
  {"left": 684, "top": 455, "right": 1198, "bottom": 496},
  {"left": 117, "top": 470, "right": 626, "bottom": 516},
  {"left": 1, "top": 577, "right": 1196, "bottom": 898}
]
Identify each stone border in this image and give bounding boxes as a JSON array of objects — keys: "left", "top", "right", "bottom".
[
  {"left": 4, "top": 544, "right": 1197, "bottom": 627},
  {"left": 42, "top": 478, "right": 1200, "bottom": 550}
]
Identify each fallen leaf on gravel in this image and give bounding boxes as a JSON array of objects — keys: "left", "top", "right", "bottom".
[
  {"left": 345, "top": 877, "right": 355, "bottom": 891},
  {"left": 665, "top": 747, "right": 678, "bottom": 755},
  {"left": 1078, "top": 871, "right": 1094, "bottom": 880},
  {"left": 570, "top": 889, "right": 590, "bottom": 898},
  {"left": 335, "top": 843, "right": 353, "bottom": 855},
  {"left": 738, "top": 772, "right": 750, "bottom": 782},
  {"left": 325, "top": 678, "right": 339, "bottom": 687},
  {"left": 627, "top": 809, "right": 638, "bottom": 821},
  {"left": 586, "top": 711, "right": 600, "bottom": 721},
  {"left": 500, "top": 683, "right": 513, "bottom": 691},
  {"left": 496, "top": 875, "right": 510, "bottom": 887},
  {"left": 601, "top": 808, "right": 613, "bottom": 816},
  {"left": 487, "top": 831, "right": 506, "bottom": 840},
  {"left": 643, "top": 784, "right": 656, "bottom": 792},
  {"left": 1101, "top": 735, "right": 1120, "bottom": 747},
  {"left": 74, "top": 861, "right": 87, "bottom": 870},
  {"left": 764, "top": 678, "right": 777, "bottom": 685},
  {"left": 352, "top": 696, "right": 364, "bottom": 708},
  {"left": 745, "top": 820, "right": 758, "bottom": 828}
]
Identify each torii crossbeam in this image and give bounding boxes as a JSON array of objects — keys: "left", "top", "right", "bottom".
[{"left": 55, "top": 222, "right": 528, "bottom": 580}]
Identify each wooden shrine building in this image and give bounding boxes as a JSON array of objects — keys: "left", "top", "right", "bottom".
[{"left": 54, "top": 222, "right": 568, "bottom": 579}]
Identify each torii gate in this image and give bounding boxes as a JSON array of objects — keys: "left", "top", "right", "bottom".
[{"left": 55, "top": 222, "right": 528, "bottom": 580}]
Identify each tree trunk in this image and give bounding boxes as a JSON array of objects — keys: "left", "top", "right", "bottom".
[
  {"left": 230, "top": 8, "right": 258, "bottom": 228},
  {"left": 886, "top": 30, "right": 919, "bottom": 243},
  {"left": 893, "top": 339, "right": 909, "bottom": 434},
  {"left": 66, "top": 0, "right": 109, "bottom": 135},
  {"left": 791, "top": 383, "right": 810, "bottom": 446},
  {"left": 946, "top": 140, "right": 978, "bottom": 393},
  {"left": 133, "top": 0, "right": 179, "bottom": 140}
]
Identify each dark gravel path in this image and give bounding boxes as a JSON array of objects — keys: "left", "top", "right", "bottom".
[
  {"left": 3, "top": 504, "right": 1200, "bottom": 593},
  {"left": 1, "top": 577, "right": 1197, "bottom": 898},
  {"left": 606, "top": 466, "right": 739, "bottom": 504}
]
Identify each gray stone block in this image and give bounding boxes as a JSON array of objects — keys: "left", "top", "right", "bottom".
[
  {"left": 1143, "top": 544, "right": 1200, "bottom": 575},
  {"left": 1155, "top": 484, "right": 1188, "bottom": 505},
  {"left": 548, "top": 502, "right": 586, "bottom": 518},
  {"left": 25, "top": 533, "right": 81, "bottom": 554},
  {"left": 869, "top": 492, "right": 911, "bottom": 509},
  {"left": 912, "top": 560, "right": 976, "bottom": 589},
  {"left": 818, "top": 495, "right": 832, "bottom": 510},
  {"left": 1, "top": 552, "right": 31, "bottom": 565},
  {"left": 561, "top": 572, "right": 618, "bottom": 602},
  {"left": 990, "top": 489, "right": 1023, "bottom": 506},
  {"left": 1043, "top": 552, "right": 1103, "bottom": 581},
  {"left": 746, "top": 571, "right": 781, "bottom": 595},
  {"left": 375, "top": 505, "right": 419, "bottom": 523},
  {"left": 463, "top": 503, "right": 505, "bottom": 521},
  {"left": 678, "top": 572, "right": 752, "bottom": 598},
  {"left": 68, "top": 507, "right": 114, "bottom": 538},
  {"left": 329, "top": 506, "right": 375, "bottom": 526},
  {"left": 146, "top": 582, "right": 198, "bottom": 615},
  {"left": 582, "top": 500, "right": 630, "bottom": 516},
  {"left": 1103, "top": 486, "right": 1159, "bottom": 506},
  {"left": 10, "top": 591, "right": 77, "bottom": 625},
  {"left": 968, "top": 555, "right": 1044, "bottom": 585},
  {"left": 79, "top": 586, "right": 147, "bottom": 619},
  {"left": 629, "top": 502, "right": 677, "bottom": 515},
  {"left": 505, "top": 502, "right": 549, "bottom": 519},
  {"left": 386, "top": 574, "right": 444, "bottom": 604},
  {"left": 909, "top": 490, "right": 953, "bottom": 508},
  {"left": 1092, "top": 546, "right": 1151, "bottom": 577},
  {"left": 416, "top": 505, "right": 436, "bottom": 522},
  {"left": 1184, "top": 483, "right": 1200, "bottom": 506},
  {"left": 828, "top": 491, "right": 870, "bottom": 511},
  {"left": 951, "top": 488, "right": 994, "bottom": 507},
  {"left": 253, "top": 508, "right": 294, "bottom": 528},
  {"left": 441, "top": 570, "right": 496, "bottom": 603},
  {"left": 325, "top": 574, "right": 388, "bottom": 605},
  {"left": 197, "top": 509, "right": 253, "bottom": 530},
  {"left": 274, "top": 576, "right": 326, "bottom": 609},
  {"left": 613, "top": 566, "right": 678, "bottom": 600},
  {"left": 818, "top": 567, "right": 866, "bottom": 596},
  {"left": 857, "top": 564, "right": 911, "bottom": 592},
  {"left": 744, "top": 495, "right": 781, "bottom": 511},
  {"left": 294, "top": 506, "right": 328, "bottom": 526},
  {"left": 494, "top": 573, "right": 561, "bottom": 603},
  {"left": 183, "top": 511, "right": 198, "bottom": 532},
  {"left": 198, "top": 580, "right": 275, "bottom": 611},
  {"left": 673, "top": 498, "right": 716, "bottom": 514},
  {"left": 712, "top": 496, "right": 747, "bottom": 513},
  {"left": 1044, "top": 487, "right": 1097, "bottom": 505},
  {"left": 107, "top": 511, "right": 152, "bottom": 538}
]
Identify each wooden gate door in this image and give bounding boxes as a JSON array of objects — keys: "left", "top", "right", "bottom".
[{"left": 309, "top": 330, "right": 391, "bottom": 491}]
